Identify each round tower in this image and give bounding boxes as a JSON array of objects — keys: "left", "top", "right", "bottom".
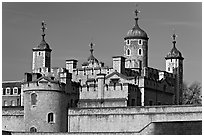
[
  {"left": 124, "top": 6, "right": 149, "bottom": 70},
  {"left": 32, "top": 21, "right": 52, "bottom": 73},
  {"left": 23, "top": 75, "right": 69, "bottom": 132},
  {"left": 165, "top": 32, "right": 184, "bottom": 105}
]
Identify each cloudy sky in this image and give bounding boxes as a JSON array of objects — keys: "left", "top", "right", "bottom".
[{"left": 2, "top": 2, "right": 202, "bottom": 85}]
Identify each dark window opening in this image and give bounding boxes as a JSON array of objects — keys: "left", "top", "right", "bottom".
[
  {"left": 48, "top": 113, "right": 54, "bottom": 123},
  {"left": 17, "top": 99, "right": 20, "bottom": 106},
  {"left": 30, "top": 127, "right": 37, "bottom": 132},
  {"left": 110, "top": 78, "right": 119, "bottom": 84},
  {"left": 106, "top": 85, "right": 108, "bottom": 91},
  {"left": 149, "top": 100, "right": 153, "bottom": 106},
  {"left": 127, "top": 40, "right": 130, "bottom": 45},
  {"left": 3, "top": 89, "right": 5, "bottom": 95},
  {"left": 31, "top": 93, "right": 37, "bottom": 106},
  {"left": 138, "top": 40, "right": 142, "bottom": 45},
  {"left": 131, "top": 99, "right": 135, "bottom": 106},
  {"left": 138, "top": 49, "right": 142, "bottom": 55},
  {"left": 113, "top": 83, "right": 116, "bottom": 90},
  {"left": 127, "top": 49, "right": 130, "bottom": 56}
]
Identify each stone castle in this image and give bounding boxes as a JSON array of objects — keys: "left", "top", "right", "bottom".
[{"left": 3, "top": 6, "right": 201, "bottom": 135}]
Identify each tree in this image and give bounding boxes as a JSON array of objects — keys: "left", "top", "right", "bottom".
[{"left": 182, "top": 81, "right": 202, "bottom": 105}]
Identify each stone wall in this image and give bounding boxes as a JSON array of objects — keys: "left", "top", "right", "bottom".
[
  {"left": 2, "top": 106, "right": 25, "bottom": 132},
  {"left": 67, "top": 105, "right": 202, "bottom": 133}
]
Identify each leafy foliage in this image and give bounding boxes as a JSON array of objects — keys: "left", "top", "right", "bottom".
[{"left": 182, "top": 81, "right": 202, "bottom": 105}]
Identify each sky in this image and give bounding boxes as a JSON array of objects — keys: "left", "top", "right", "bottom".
[{"left": 2, "top": 2, "right": 202, "bottom": 85}]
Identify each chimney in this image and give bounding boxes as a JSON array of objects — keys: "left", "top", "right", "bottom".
[
  {"left": 97, "top": 73, "right": 106, "bottom": 99},
  {"left": 112, "top": 56, "right": 126, "bottom": 74},
  {"left": 65, "top": 59, "right": 78, "bottom": 73}
]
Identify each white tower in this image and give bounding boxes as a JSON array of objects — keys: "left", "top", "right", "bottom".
[
  {"left": 32, "top": 21, "right": 52, "bottom": 72},
  {"left": 124, "top": 6, "right": 149, "bottom": 71},
  {"left": 165, "top": 33, "right": 184, "bottom": 105}
]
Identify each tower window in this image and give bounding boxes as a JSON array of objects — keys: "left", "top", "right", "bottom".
[
  {"left": 39, "top": 52, "right": 41, "bottom": 56},
  {"left": 138, "top": 40, "right": 143, "bottom": 45},
  {"left": 13, "top": 87, "right": 18, "bottom": 95},
  {"left": 127, "top": 49, "right": 131, "bottom": 56},
  {"left": 126, "top": 40, "right": 130, "bottom": 45},
  {"left": 138, "top": 48, "right": 142, "bottom": 56},
  {"left": 168, "top": 67, "right": 170, "bottom": 71},
  {"left": 30, "top": 127, "right": 37, "bottom": 132},
  {"left": 31, "top": 93, "right": 37, "bottom": 106},
  {"left": 48, "top": 113, "right": 54, "bottom": 123},
  {"left": 4, "top": 101, "right": 8, "bottom": 106},
  {"left": 6, "top": 88, "right": 10, "bottom": 95},
  {"left": 11, "top": 100, "right": 15, "bottom": 106}
]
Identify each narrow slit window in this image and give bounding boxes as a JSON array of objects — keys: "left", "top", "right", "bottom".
[
  {"left": 138, "top": 39, "right": 143, "bottom": 45},
  {"left": 138, "top": 49, "right": 142, "bottom": 55},
  {"left": 127, "top": 49, "right": 131, "bottom": 56},
  {"left": 48, "top": 113, "right": 54, "bottom": 123},
  {"left": 31, "top": 93, "right": 37, "bottom": 106},
  {"left": 126, "top": 40, "right": 130, "bottom": 45}
]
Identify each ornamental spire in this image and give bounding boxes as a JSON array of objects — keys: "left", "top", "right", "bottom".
[
  {"left": 41, "top": 21, "right": 46, "bottom": 41},
  {"left": 89, "top": 42, "right": 94, "bottom": 55},
  {"left": 134, "top": 4, "right": 140, "bottom": 18},
  {"left": 172, "top": 28, "right": 177, "bottom": 47},
  {"left": 134, "top": 4, "right": 140, "bottom": 28}
]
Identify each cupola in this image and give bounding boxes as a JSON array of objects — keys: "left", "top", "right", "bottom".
[
  {"left": 124, "top": 7, "right": 148, "bottom": 40},
  {"left": 165, "top": 33, "right": 183, "bottom": 60}
]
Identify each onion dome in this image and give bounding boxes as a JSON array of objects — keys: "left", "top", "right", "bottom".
[
  {"left": 33, "top": 21, "right": 52, "bottom": 51},
  {"left": 124, "top": 7, "right": 148, "bottom": 40},
  {"left": 165, "top": 33, "right": 183, "bottom": 60}
]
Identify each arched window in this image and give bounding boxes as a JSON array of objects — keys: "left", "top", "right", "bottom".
[
  {"left": 6, "top": 88, "right": 10, "bottom": 95},
  {"left": 48, "top": 113, "right": 54, "bottom": 123},
  {"left": 31, "top": 93, "right": 37, "bottom": 106},
  {"left": 138, "top": 48, "right": 142, "bottom": 56},
  {"left": 11, "top": 100, "right": 15, "bottom": 106},
  {"left": 13, "top": 87, "right": 18, "bottom": 95},
  {"left": 126, "top": 40, "right": 130, "bottom": 45},
  {"left": 4, "top": 101, "right": 8, "bottom": 106},
  {"left": 127, "top": 49, "right": 131, "bottom": 56},
  {"left": 30, "top": 127, "right": 37, "bottom": 132},
  {"left": 138, "top": 39, "right": 143, "bottom": 45},
  {"left": 168, "top": 67, "right": 170, "bottom": 71}
]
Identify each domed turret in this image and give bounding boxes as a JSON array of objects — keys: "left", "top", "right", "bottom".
[
  {"left": 124, "top": 8, "right": 148, "bottom": 40},
  {"left": 32, "top": 21, "right": 52, "bottom": 72},
  {"left": 165, "top": 34, "right": 183, "bottom": 60},
  {"left": 125, "top": 18, "right": 148, "bottom": 40},
  {"left": 82, "top": 42, "right": 99, "bottom": 68},
  {"left": 33, "top": 21, "right": 51, "bottom": 51}
]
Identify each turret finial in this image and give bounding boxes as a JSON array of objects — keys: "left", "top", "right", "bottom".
[
  {"left": 90, "top": 42, "right": 94, "bottom": 55},
  {"left": 172, "top": 28, "right": 177, "bottom": 46},
  {"left": 134, "top": 4, "right": 140, "bottom": 18},
  {"left": 41, "top": 21, "right": 46, "bottom": 41}
]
